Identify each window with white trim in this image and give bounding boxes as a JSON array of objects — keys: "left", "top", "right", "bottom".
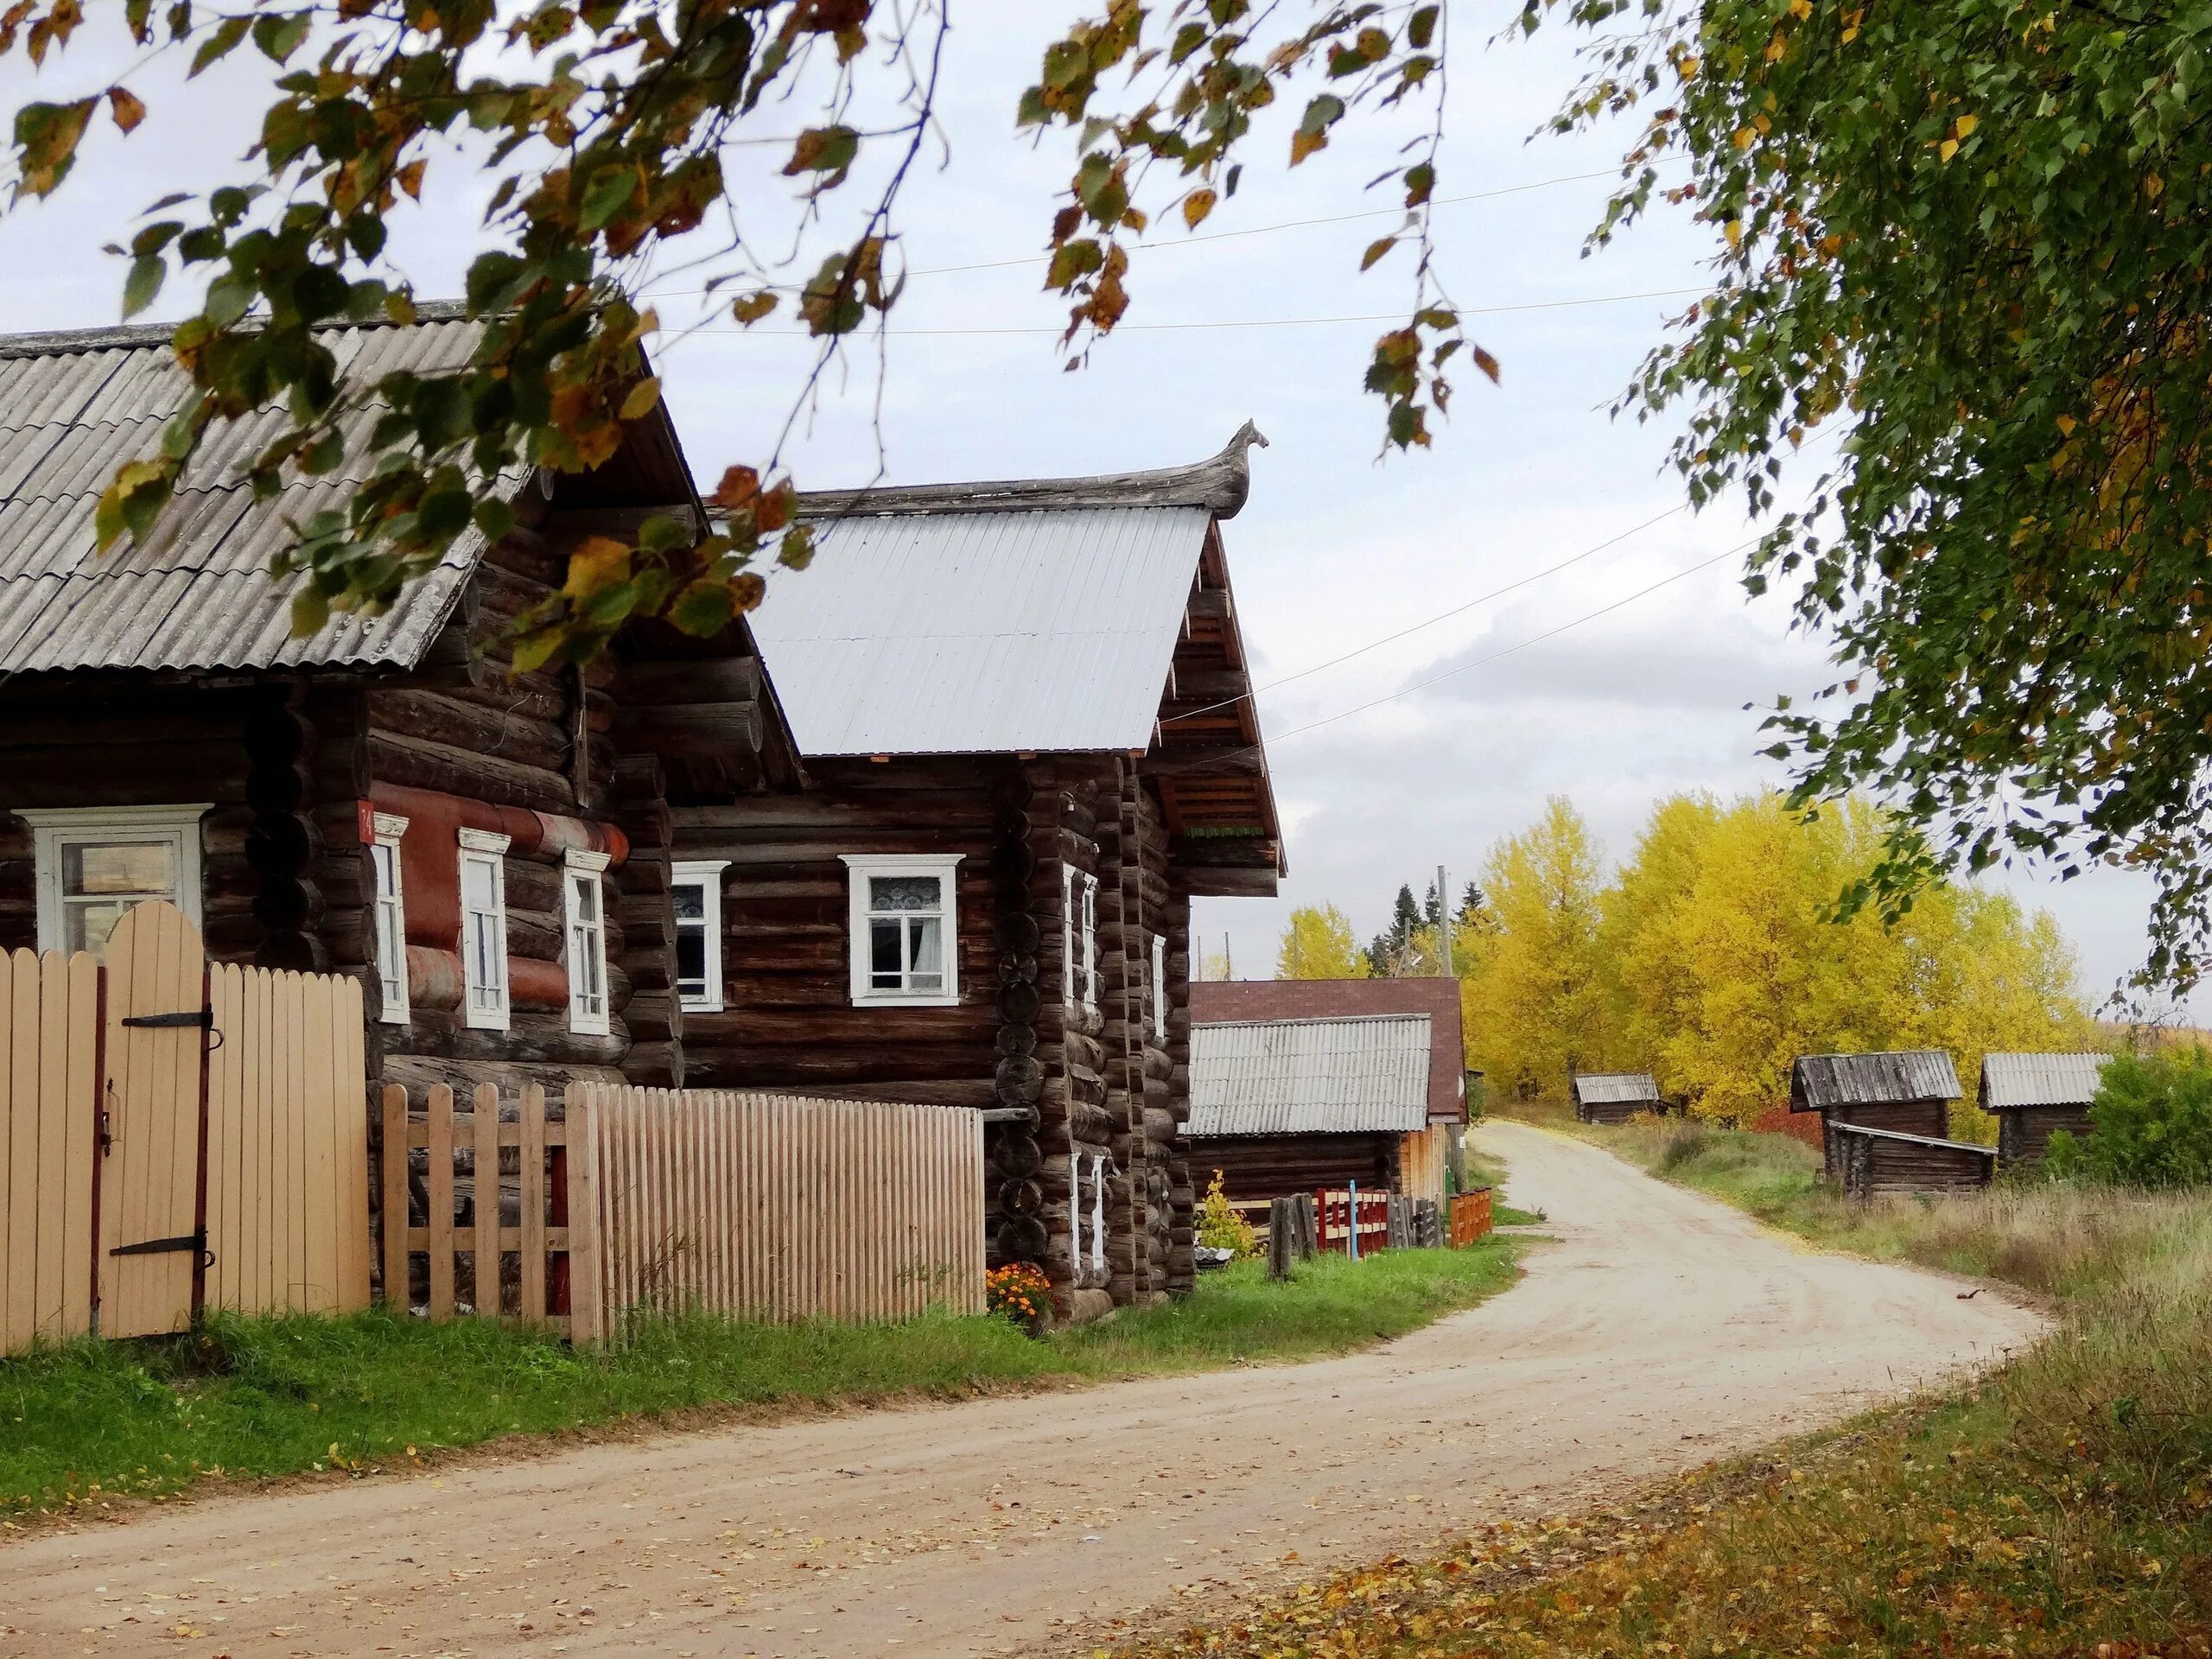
[
  {"left": 1069, "top": 1151, "right": 1084, "bottom": 1270},
  {"left": 563, "top": 849, "right": 612, "bottom": 1035},
  {"left": 458, "top": 828, "right": 511, "bottom": 1030},
  {"left": 840, "top": 854, "right": 961, "bottom": 1006},
  {"left": 21, "top": 804, "right": 210, "bottom": 958},
  {"left": 371, "top": 812, "right": 410, "bottom": 1024},
  {"left": 1151, "top": 933, "right": 1167, "bottom": 1041},
  {"left": 1062, "top": 865, "right": 1098, "bottom": 1012},
  {"left": 671, "top": 859, "right": 730, "bottom": 1012},
  {"left": 1089, "top": 1153, "right": 1108, "bottom": 1274}
]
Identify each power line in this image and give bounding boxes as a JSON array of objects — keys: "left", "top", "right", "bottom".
[
  {"left": 645, "top": 163, "right": 1657, "bottom": 301},
  {"left": 679, "top": 286, "right": 1707, "bottom": 339},
  {"left": 1162, "top": 500, "right": 1690, "bottom": 727},
  {"left": 1158, "top": 533, "right": 1763, "bottom": 779}
]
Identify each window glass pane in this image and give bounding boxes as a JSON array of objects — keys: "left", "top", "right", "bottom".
[
  {"left": 869, "top": 874, "right": 941, "bottom": 912},
  {"left": 63, "top": 840, "right": 174, "bottom": 899},
  {"left": 672, "top": 881, "right": 706, "bottom": 920},
  {"left": 676, "top": 924, "right": 708, "bottom": 995},
  {"left": 571, "top": 874, "right": 599, "bottom": 923},
  {"left": 64, "top": 899, "right": 133, "bottom": 957},
  {"left": 461, "top": 855, "right": 496, "bottom": 911},
  {"left": 907, "top": 914, "right": 942, "bottom": 978},
  {"left": 870, "top": 918, "right": 905, "bottom": 986}
]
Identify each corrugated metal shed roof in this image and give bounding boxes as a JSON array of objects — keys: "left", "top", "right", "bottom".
[
  {"left": 1980, "top": 1052, "right": 2109, "bottom": 1110},
  {"left": 1572, "top": 1072, "right": 1659, "bottom": 1106},
  {"left": 748, "top": 505, "right": 1209, "bottom": 755},
  {"left": 0, "top": 315, "right": 505, "bottom": 675},
  {"left": 1790, "top": 1050, "right": 1962, "bottom": 1112},
  {"left": 1189, "top": 978, "right": 1465, "bottom": 1123},
  {"left": 1187, "top": 1014, "right": 1432, "bottom": 1138}
]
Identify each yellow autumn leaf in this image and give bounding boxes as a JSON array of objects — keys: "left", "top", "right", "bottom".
[
  {"left": 1733, "top": 126, "right": 1756, "bottom": 149},
  {"left": 2056, "top": 414, "right": 2077, "bottom": 437},
  {"left": 1764, "top": 26, "right": 1787, "bottom": 61},
  {"left": 1724, "top": 219, "right": 1745, "bottom": 250},
  {"left": 1955, "top": 112, "right": 1979, "bottom": 137},
  {"left": 563, "top": 535, "right": 631, "bottom": 598},
  {"left": 1939, "top": 137, "right": 1960, "bottom": 162},
  {"left": 1182, "top": 188, "right": 1216, "bottom": 229},
  {"left": 1789, "top": 0, "right": 1812, "bottom": 18}
]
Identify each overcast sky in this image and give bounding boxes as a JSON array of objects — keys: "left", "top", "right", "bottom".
[{"left": 0, "top": 3, "right": 2181, "bottom": 1014}]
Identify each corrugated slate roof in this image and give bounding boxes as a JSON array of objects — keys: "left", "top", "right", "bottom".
[
  {"left": 1187, "top": 1014, "right": 1432, "bottom": 1138},
  {"left": 1572, "top": 1072, "right": 1660, "bottom": 1106},
  {"left": 1790, "top": 1050, "right": 1962, "bottom": 1112},
  {"left": 0, "top": 315, "right": 505, "bottom": 675},
  {"left": 1188, "top": 978, "right": 1465, "bottom": 1123},
  {"left": 748, "top": 505, "right": 1209, "bottom": 755},
  {"left": 1980, "top": 1052, "right": 2109, "bottom": 1110}
]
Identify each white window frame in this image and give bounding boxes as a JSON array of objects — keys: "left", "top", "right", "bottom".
[
  {"left": 371, "top": 811, "right": 410, "bottom": 1025},
  {"left": 21, "top": 804, "right": 210, "bottom": 957},
  {"left": 1089, "top": 1153, "right": 1108, "bottom": 1274},
  {"left": 562, "top": 848, "right": 613, "bottom": 1037},
  {"left": 1151, "top": 932, "right": 1167, "bottom": 1041},
  {"left": 671, "top": 858, "right": 730, "bottom": 1013},
  {"left": 840, "top": 853, "right": 962, "bottom": 1007},
  {"left": 1069, "top": 1151, "right": 1084, "bottom": 1271},
  {"left": 1062, "top": 865, "right": 1099, "bottom": 1012},
  {"left": 458, "top": 827, "right": 512, "bottom": 1031}
]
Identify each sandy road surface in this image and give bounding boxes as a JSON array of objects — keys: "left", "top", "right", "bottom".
[{"left": 2, "top": 1122, "right": 2044, "bottom": 1659}]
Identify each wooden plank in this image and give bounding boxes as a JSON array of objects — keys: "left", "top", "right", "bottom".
[
  {"left": 29, "top": 952, "right": 67, "bottom": 1339},
  {"left": 381, "top": 1085, "right": 410, "bottom": 1313},
  {"left": 302, "top": 973, "right": 339, "bottom": 1313},
  {"left": 335, "top": 979, "right": 372, "bottom": 1313},
  {"left": 566, "top": 1086, "right": 604, "bottom": 1345},
  {"left": 202, "top": 963, "right": 238, "bottom": 1312},
  {"left": 0, "top": 950, "right": 20, "bottom": 1357},
  {"left": 426, "top": 1084, "right": 455, "bottom": 1320},
  {"left": 519, "top": 1084, "right": 547, "bottom": 1325},
  {"left": 58, "top": 950, "right": 98, "bottom": 1342},
  {"left": 472, "top": 1083, "right": 500, "bottom": 1317},
  {"left": 270, "top": 969, "right": 296, "bottom": 1319},
  {"left": 100, "top": 903, "right": 203, "bottom": 1339}
]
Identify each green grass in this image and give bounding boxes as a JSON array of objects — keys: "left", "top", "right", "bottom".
[
  {"left": 0, "top": 1240, "right": 1517, "bottom": 1519},
  {"left": 1122, "top": 1121, "right": 2212, "bottom": 1658}
]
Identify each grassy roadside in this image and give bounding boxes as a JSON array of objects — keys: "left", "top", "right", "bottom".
[
  {"left": 0, "top": 1238, "right": 1516, "bottom": 1521},
  {"left": 1125, "top": 1116, "right": 2212, "bottom": 1657}
]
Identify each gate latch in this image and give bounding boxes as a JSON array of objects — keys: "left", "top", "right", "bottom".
[{"left": 121, "top": 1009, "right": 213, "bottom": 1028}]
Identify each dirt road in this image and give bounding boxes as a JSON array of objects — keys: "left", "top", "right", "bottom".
[{"left": 1, "top": 1122, "right": 2044, "bottom": 1658}]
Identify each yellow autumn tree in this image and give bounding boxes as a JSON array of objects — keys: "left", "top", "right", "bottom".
[
  {"left": 1463, "top": 797, "right": 1612, "bottom": 1097},
  {"left": 1600, "top": 792, "right": 1726, "bottom": 1072},
  {"left": 1274, "top": 904, "right": 1370, "bottom": 979}
]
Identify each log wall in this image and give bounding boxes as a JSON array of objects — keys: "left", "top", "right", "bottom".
[
  {"left": 1818, "top": 1098, "right": 1952, "bottom": 1178},
  {"left": 1995, "top": 1103, "right": 2092, "bottom": 1166},
  {"left": 1187, "top": 1132, "right": 1400, "bottom": 1205},
  {"left": 1834, "top": 1127, "right": 1997, "bottom": 1199}
]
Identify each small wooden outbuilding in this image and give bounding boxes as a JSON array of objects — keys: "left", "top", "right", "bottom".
[
  {"left": 1980, "top": 1052, "right": 2108, "bottom": 1167},
  {"left": 1830, "top": 1122, "right": 1998, "bottom": 1200},
  {"left": 1571, "top": 1071, "right": 1662, "bottom": 1126},
  {"left": 1187, "top": 1014, "right": 1435, "bottom": 1205},
  {"left": 1789, "top": 1051, "right": 1962, "bottom": 1179}
]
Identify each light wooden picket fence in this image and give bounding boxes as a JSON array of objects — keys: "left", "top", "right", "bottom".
[
  {"left": 382, "top": 1083, "right": 987, "bottom": 1343},
  {"left": 0, "top": 903, "right": 370, "bottom": 1357}
]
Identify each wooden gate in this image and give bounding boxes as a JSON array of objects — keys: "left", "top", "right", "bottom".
[{"left": 0, "top": 901, "right": 371, "bottom": 1357}]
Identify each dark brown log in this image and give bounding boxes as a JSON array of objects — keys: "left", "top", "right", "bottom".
[
  {"left": 368, "top": 730, "right": 575, "bottom": 814},
  {"left": 613, "top": 701, "right": 763, "bottom": 759},
  {"left": 366, "top": 689, "right": 569, "bottom": 774},
  {"left": 615, "top": 656, "right": 760, "bottom": 707}
]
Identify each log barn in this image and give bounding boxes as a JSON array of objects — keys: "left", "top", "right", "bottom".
[
  {"left": 1830, "top": 1122, "right": 1998, "bottom": 1200},
  {"left": 0, "top": 312, "right": 798, "bottom": 1100},
  {"left": 1570, "top": 1071, "right": 1662, "bottom": 1126},
  {"left": 1980, "top": 1052, "right": 2109, "bottom": 1167},
  {"left": 1186, "top": 1013, "right": 1435, "bottom": 1204},
  {"left": 1789, "top": 1051, "right": 1963, "bottom": 1179},
  {"left": 1188, "top": 976, "right": 1467, "bottom": 1202},
  {"left": 677, "top": 429, "right": 1285, "bottom": 1322}
]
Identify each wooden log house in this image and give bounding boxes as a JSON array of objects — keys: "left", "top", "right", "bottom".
[
  {"left": 1187, "top": 976, "right": 1468, "bottom": 1204},
  {"left": 0, "top": 312, "right": 799, "bottom": 1102},
  {"left": 1789, "top": 1051, "right": 1964, "bottom": 1179},
  {"left": 1830, "top": 1123, "right": 1998, "bottom": 1200},
  {"left": 678, "top": 429, "right": 1287, "bottom": 1323},
  {"left": 1570, "top": 1071, "right": 1662, "bottom": 1126},
  {"left": 1185, "top": 1013, "right": 1440, "bottom": 1206},
  {"left": 1980, "top": 1052, "right": 2109, "bottom": 1167}
]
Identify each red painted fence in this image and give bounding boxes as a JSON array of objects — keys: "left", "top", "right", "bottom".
[
  {"left": 1449, "top": 1187, "right": 1493, "bottom": 1247},
  {"left": 1314, "top": 1187, "right": 1391, "bottom": 1257}
]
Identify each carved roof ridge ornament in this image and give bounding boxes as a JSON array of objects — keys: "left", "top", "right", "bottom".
[{"left": 794, "top": 421, "right": 1269, "bottom": 523}]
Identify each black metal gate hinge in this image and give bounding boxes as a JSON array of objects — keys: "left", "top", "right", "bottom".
[
  {"left": 111, "top": 1230, "right": 206, "bottom": 1258},
  {"left": 121, "top": 1009, "right": 213, "bottom": 1028}
]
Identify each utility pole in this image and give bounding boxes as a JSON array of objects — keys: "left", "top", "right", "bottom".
[
  {"left": 1437, "top": 862, "right": 1452, "bottom": 977},
  {"left": 1224, "top": 931, "right": 1234, "bottom": 982}
]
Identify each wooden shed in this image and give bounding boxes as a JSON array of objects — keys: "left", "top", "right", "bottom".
[
  {"left": 1189, "top": 976, "right": 1466, "bottom": 1203},
  {"left": 1980, "top": 1052, "right": 2109, "bottom": 1166},
  {"left": 0, "top": 311, "right": 798, "bottom": 1100},
  {"left": 1831, "top": 1123, "right": 1997, "bottom": 1200},
  {"left": 1789, "top": 1051, "right": 1963, "bottom": 1179},
  {"left": 1571, "top": 1071, "right": 1662, "bottom": 1126},
  {"left": 1186, "top": 1014, "right": 1433, "bottom": 1204},
  {"left": 674, "top": 428, "right": 1285, "bottom": 1322}
]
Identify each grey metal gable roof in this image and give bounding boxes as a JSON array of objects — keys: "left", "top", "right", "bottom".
[
  {"left": 1790, "top": 1049, "right": 1962, "bottom": 1112},
  {"left": 0, "top": 315, "right": 501, "bottom": 675},
  {"left": 747, "top": 503, "right": 1211, "bottom": 755},
  {"left": 1572, "top": 1071, "right": 1659, "bottom": 1106},
  {"left": 1980, "top": 1052, "right": 2109, "bottom": 1110},
  {"left": 1187, "top": 1014, "right": 1432, "bottom": 1138}
]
